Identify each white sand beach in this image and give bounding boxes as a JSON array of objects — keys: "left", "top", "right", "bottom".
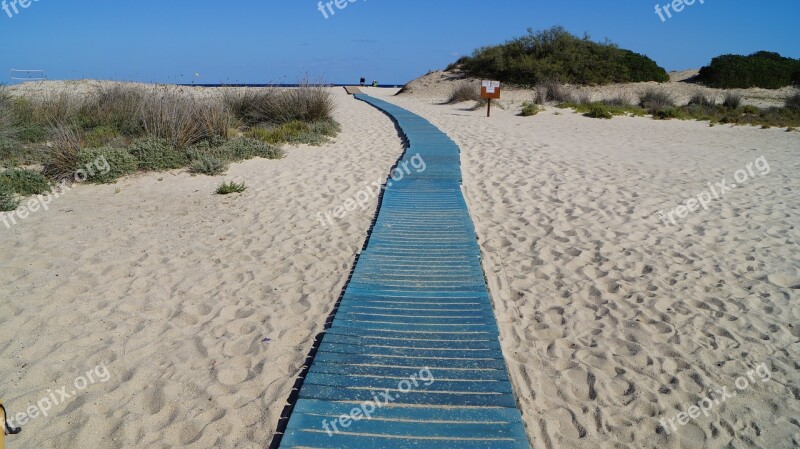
[{"left": 1, "top": 82, "right": 799, "bottom": 448}]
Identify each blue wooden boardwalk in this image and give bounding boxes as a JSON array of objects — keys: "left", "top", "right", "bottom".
[{"left": 277, "top": 94, "right": 530, "bottom": 448}]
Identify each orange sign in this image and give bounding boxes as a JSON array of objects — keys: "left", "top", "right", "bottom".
[{"left": 480, "top": 80, "right": 501, "bottom": 99}]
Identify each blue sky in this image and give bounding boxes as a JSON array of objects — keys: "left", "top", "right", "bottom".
[{"left": 1, "top": 0, "right": 798, "bottom": 85}]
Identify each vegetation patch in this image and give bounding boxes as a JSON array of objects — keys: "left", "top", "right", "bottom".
[
  {"left": 519, "top": 102, "right": 542, "bottom": 116},
  {"left": 0, "top": 169, "right": 51, "bottom": 196},
  {"left": 0, "top": 185, "right": 19, "bottom": 212},
  {"left": 696, "top": 51, "right": 800, "bottom": 89},
  {"left": 189, "top": 156, "right": 229, "bottom": 176},
  {"left": 452, "top": 26, "right": 669, "bottom": 85},
  {"left": 128, "top": 137, "right": 188, "bottom": 171},
  {"left": 76, "top": 147, "right": 137, "bottom": 184},
  {"left": 445, "top": 83, "right": 481, "bottom": 104},
  {"left": 216, "top": 181, "right": 247, "bottom": 195}
]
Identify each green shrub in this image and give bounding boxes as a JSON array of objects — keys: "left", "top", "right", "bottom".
[
  {"left": 0, "top": 185, "right": 19, "bottom": 211},
  {"left": 0, "top": 169, "right": 51, "bottom": 196},
  {"left": 722, "top": 93, "right": 742, "bottom": 109},
  {"left": 127, "top": 137, "right": 189, "bottom": 171},
  {"left": 742, "top": 105, "right": 760, "bottom": 115},
  {"left": 654, "top": 107, "right": 685, "bottom": 120},
  {"left": 189, "top": 156, "right": 228, "bottom": 176},
  {"left": 214, "top": 137, "right": 285, "bottom": 161},
  {"left": 640, "top": 89, "right": 675, "bottom": 114},
  {"left": 248, "top": 120, "right": 339, "bottom": 146},
  {"left": 584, "top": 103, "right": 614, "bottom": 119},
  {"left": 456, "top": 26, "right": 669, "bottom": 85},
  {"left": 446, "top": 83, "right": 480, "bottom": 104},
  {"left": 519, "top": 102, "right": 541, "bottom": 116},
  {"left": 696, "top": 51, "right": 800, "bottom": 89},
  {"left": 76, "top": 147, "right": 137, "bottom": 183},
  {"left": 786, "top": 92, "right": 800, "bottom": 111},
  {"left": 216, "top": 181, "right": 247, "bottom": 195},
  {"left": 17, "top": 123, "right": 48, "bottom": 143},
  {"left": 82, "top": 125, "right": 120, "bottom": 148}
]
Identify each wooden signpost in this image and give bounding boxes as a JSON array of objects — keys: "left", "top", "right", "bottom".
[{"left": 481, "top": 80, "right": 501, "bottom": 117}]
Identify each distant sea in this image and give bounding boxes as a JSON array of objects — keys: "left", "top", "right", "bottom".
[{"left": 180, "top": 83, "right": 403, "bottom": 88}]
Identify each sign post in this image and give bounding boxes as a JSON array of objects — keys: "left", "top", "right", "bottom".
[{"left": 480, "top": 80, "right": 501, "bottom": 117}]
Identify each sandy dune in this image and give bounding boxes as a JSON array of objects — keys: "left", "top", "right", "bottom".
[
  {"left": 2, "top": 83, "right": 799, "bottom": 449},
  {"left": 366, "top": 86, "right": 800, "bottom": 449},
  {"left": 0, "top": 87, "right": 404, "bottom": 448}
]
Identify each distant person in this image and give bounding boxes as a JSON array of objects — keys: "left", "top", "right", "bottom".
[
  {"left": 372, "top": 80, "right": 378, "bottom": 87},
  {"left": 360, "top": 77, "right": 366, "bottom": 86}
]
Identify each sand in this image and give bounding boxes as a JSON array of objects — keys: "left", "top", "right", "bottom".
[
  {"left": 0, "top": 87, "right": 404, "bottom": 448},
  {"left": 1, "top": 80, "right": 799, "bottom": 449}
]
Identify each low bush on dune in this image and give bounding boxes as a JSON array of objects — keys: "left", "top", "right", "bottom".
[
  {"left": 784, "top": 92, "right": 800, "bottom": 111},
  {"left": 558, "top": 101, "right": 645, "bottom": 119},
  {"left": 696, "top": 51, "right": 800, "bottom": 89},
  {"left": 0, "top": 185, "right": 19, "bottom": 211},
  {"left": 0, "top": 168, "right": 51, "bottom": 196},
  {"left": 688, "top": 93, "right": 716, "bottom": 108},
  {"left": 0, "top": 87, "right": 18, "bottom": 143},
  {"left": 128, "top": 137, "right": 188, "bottom": 171},
  {"left": 519, "top": 102, "right": 542, "bottom": 116},
  {"left": 76, "top": 147, "right": 138, "bottom": 184},
  {"left": 214, "top": 137, "right": 285, "bottom": 161},
  {"left": 247, "top": 119, "right": 340, "bottom": 146},
  {"left": 189, "top": 156, "right": 229, "bottom": 176},
  {"left": 445, "top": 82, "right": 481, "bottom": 104},
  {"left": 453, "top": 26, "right": 669, "bottom": 85}
]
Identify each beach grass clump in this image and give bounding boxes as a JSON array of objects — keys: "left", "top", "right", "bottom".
[
  {"left": 216, "top": 181, "right": 247, "bottom": 195},
  {"left": 0, "top": 168, "right": 51, "bottom": 196},
  {"left": 446, "top": 82, "right": 481, "bottom": 104},
  {"left": 139, "top": 90, "right": 231, "bottom": 150},
  {"left": 785, "top": 92, "right": 800, "bottom": 111},
  {"left": 519, "top": 102, "right": 542, "bottom": 116},
  {"left": 189, "top": 156, "right": 228, "bottom": 176},
  {"left": 248, "top": 119, "right": 340, "bottom": 146},
  {"left": 688, "top": 93, "right": 717, "bottom": 108},
  {"left": 722, "top": 92, "right": 742, "bottom": 109},
  {"left": 42, "top": 124, "right": 82, "bottom": 179},
  {"left": 532, "top": 80, "right": 581, "bottom": 104},
  {"left": 0, "top": 185, "right": 19, "bottom": 211},
  {"left": 228, "top": 83, "right": 335, "bottom": 125},
  {"left": 639, "top": 88, "right": 675, "bottom": 114},
  {"left": 76, "top": 147, "right": 137, "bottom": 184},
  {"left": 0, "top": 87, "right": 18, "bottom": 142},
  {"left": 127, "top": 137, "right": 188, "bottom": 171}
]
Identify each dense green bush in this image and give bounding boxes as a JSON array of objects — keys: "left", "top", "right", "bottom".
[
  {"left": 0, "top": 185, "right": 19, "bottom": 211},
  {"left": 696, "top": 51, "right": 800, "bottom": 89},
  {"left": 519, "top": 102, "right": 542, "bottom": 116},
  {"left": 0, "top": 169, "right": 51, "bottom": 196},
  {"left": 128, "top": 137, "right": 188, "bottom": 171},
  {"left": 786, "top": 92, "right": 800, "bottom": 111},
  {"left": 76, "top": 147, "right": 138, "bottom": 183},
  {"left": 454, "top": 26, "right": 669, "bottom": 85}
]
